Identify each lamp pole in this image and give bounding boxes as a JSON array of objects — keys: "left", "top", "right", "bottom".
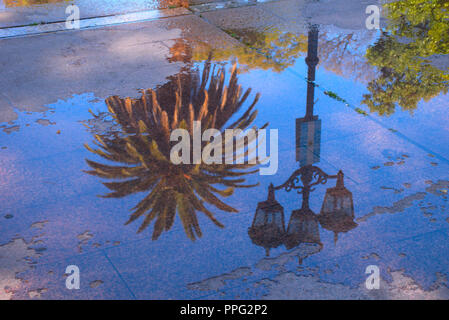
[
  {"left": 274, "top": 23, "right": 340, "bottom": 206},
  {"left": 305, "top": 24, "right": 319, "bottom": 121}
]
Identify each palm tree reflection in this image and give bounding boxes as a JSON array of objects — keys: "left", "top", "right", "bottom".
[{"left": 85, "top": 57, "right": 267, "bottom": 241}]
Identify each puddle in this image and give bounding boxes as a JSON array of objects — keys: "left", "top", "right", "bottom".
[{"left": 1, "top": 0, "right": 449, "bottom": 300}]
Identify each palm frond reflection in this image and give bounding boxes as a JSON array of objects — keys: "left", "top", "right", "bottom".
[{"left": 84, "top": 58, "right": 267, "bottom": 241}]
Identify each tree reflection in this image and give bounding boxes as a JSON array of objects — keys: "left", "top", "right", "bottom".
[
  {"left": 84, "top": 57, "right": 267, "bottom": 241},
  {"left": 363, "top": 0, "right": 449, "bottom": 115},
  {"left": 193, "top": 27, "right": 308, "bottom": 73}
]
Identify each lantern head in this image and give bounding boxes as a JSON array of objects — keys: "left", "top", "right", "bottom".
[
  {"left": 319, "top": 170, "right": 357, "bottom": 243},
  {"left": 248, "top": 184, "right": 286, "bottom": 256},
  {"left": 284, "top": 207, "right": 321, "bottom": 250}
]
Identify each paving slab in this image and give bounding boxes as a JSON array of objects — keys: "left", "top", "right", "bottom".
[{"left": 10, "top": 249, "right": 135, "bottom": 299}]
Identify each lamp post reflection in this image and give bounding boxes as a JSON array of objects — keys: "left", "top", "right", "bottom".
[{"left": 249, "top": 25, "right": 357, "bottom": 260}]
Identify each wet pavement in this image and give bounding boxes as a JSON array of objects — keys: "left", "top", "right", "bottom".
[{"left": 1, "top": 0, "right": 449, "bottom": 299}]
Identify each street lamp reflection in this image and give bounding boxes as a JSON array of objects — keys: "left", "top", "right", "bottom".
[{"left": 249, "top": 24, "right": 357, "bottom": 260}]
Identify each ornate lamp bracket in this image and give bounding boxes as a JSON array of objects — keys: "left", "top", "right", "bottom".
[{"left": 273, "top": 165, "right": 338, "bottom": 195}]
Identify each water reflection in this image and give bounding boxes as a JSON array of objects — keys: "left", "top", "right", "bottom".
[
  {"left": 249, "top": 25, "right": 357, "bottom": 259},
  {"left": 206, "top": 0, "right": 449, "bottom": 116},
  {"left": 194, "top": 27, "right": 308, "bottom": 73},
  {"left": 363, "top": 0, "right": 449, "bottom": 115},
  {"left": 84, "top": 57, "right": 267, "bottom": 241}
]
